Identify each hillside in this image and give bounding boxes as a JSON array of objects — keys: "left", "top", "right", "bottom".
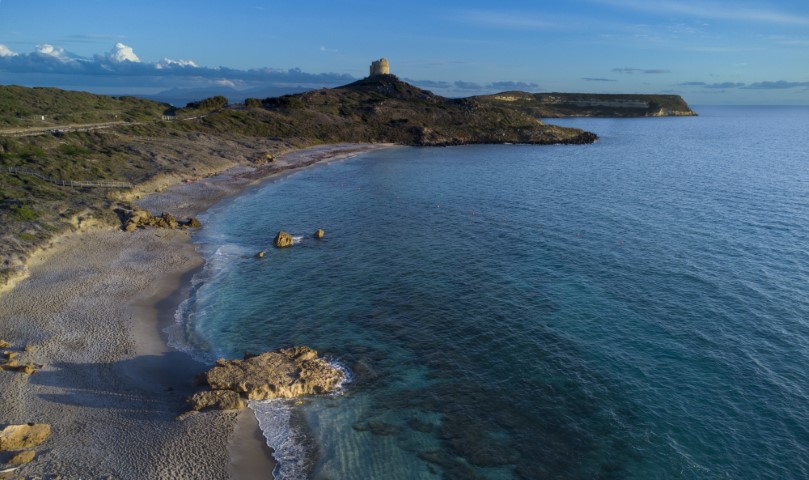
[
  {"left": 0, "top": 85, "right": 172, "bottom": 128},
  {"left": 0, "top": 78, "right": 598, "bottom": 287},
  {"left": 474, "top": 91, "right": 696, "bottom": 117},
  {"left": 227, "top": 75, "right": 598, "bottom": 146}
]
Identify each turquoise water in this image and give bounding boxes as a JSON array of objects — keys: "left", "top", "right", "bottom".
[{"left": 179, "top": 106, "right": 809, "bottom": 479}]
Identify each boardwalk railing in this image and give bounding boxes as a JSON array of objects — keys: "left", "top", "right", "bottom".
[{"left": 3, "top": 167, "right": 132, "bottom": 189}]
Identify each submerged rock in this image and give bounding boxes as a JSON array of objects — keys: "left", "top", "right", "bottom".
[
  {"left": 273, "top": 231, "right": 294, "bottom": 248},
  {"left": 187, "top": 346, "right": 345, "bottom": 412},
  {"left": 0, "top": 340, "right": 11, "bottom": 349},
  {"left": 0, "top": 424, "right": 51, "bottom": 451}
]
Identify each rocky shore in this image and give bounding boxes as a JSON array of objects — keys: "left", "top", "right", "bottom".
[{"left": 0, "top": 143, "right": 389, "bottom": 478}]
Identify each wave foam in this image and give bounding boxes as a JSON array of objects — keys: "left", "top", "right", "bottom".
[{"left": 250, "top": 400, "right": 311, "bottom": 480}]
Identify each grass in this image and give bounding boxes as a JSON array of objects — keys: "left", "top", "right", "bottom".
[
  {"left": 17, "top": 232, "right": 37, "bottom": 242},
  {"left": 11, "top": 205, "right": 39, "bottom": 221}
]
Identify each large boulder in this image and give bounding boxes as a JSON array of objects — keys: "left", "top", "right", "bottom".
[
  {"left": 273, "top": 231, "right": 294, "bottom": 248},
  {"left": 195, "top": 346, "right": 345, "bottom": 405},
  {"left": 0, "top": 424, "right": 51, "bottom": 451}
]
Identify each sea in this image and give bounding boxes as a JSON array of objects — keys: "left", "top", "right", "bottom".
[{"left": 173, "top": 106, "right": 809, "bottom": 479}]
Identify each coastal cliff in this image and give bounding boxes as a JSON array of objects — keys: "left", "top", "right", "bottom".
[{"left": 474, "top": 91, "right": 697, "bottom": 117}]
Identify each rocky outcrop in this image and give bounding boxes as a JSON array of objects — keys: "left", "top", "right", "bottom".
[
  {"left": 6, "top": 449, "right": 36, "bottom": 465},
  {"left": 273, "top": 231, "right": 294, "bottom": 248},
  {"left": 314, "top": 229, "right": 325, "bottom": 239},
  {"left": 186, "top": 346, "right": 345, "bottom": 412},
  {"left": 0, "top": 424, "right": 51, "bottom": 451},
  {"left": 1, "top": 348, "right": 42, "bottom": 375},
  {"left": 187, "top": 390, "right": 245, "bottom": 411},
  {"left": 120, "top": 207, "right": 201, "bottom": 232}
]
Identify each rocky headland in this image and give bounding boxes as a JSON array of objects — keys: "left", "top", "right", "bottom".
[{"left": 474, "top": 91, "right": 697, "bottom": 117}]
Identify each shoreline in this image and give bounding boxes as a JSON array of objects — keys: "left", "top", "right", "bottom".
[{"left": 0, "top": 143, "right": 391, "bottom": 478}]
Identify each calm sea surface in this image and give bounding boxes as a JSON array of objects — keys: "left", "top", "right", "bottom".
[{"left": 176, "top": 106, "right": 809, "bottom": 479}]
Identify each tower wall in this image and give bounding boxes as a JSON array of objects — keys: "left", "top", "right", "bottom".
[{"left": 369, "top": 58, "right": 390, "bottom": 76}]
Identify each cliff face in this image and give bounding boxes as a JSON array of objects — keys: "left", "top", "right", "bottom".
[{"left": 474, "top": 91, "right": 697, "bottom": 118}]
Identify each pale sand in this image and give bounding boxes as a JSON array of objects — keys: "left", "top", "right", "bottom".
[{"left": 0, "top": 144, "right": 391, "bottom": 478}]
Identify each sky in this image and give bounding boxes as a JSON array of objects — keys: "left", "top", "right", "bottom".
[{"left": 0, "top": 0, "right": 807, "bottom": 105}]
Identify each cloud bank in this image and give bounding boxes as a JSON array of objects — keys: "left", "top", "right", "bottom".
[
  {"left": 0, "top": 42, "right": 356, "bottom": 92},
  {"left": 681, "top": 80, "right": 809, "bottom": 90},
  {"left": 613, "top": 67, "right": 671, "bottom": 74}
]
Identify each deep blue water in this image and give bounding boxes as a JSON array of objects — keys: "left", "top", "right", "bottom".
[{"left": 178, "top": 106, "right": 809, "bottom": 479}]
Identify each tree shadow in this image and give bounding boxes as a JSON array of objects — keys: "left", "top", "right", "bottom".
[{"left": 28, "top": 351, "right": 208, "bottom": 421}]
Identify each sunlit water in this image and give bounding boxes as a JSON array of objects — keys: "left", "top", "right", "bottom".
[{"left": 175, "top": 106, "right": 809, "bottom": 479}]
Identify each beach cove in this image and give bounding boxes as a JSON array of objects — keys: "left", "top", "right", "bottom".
[{"left": 0, "top": 144, "right": 389, "bottom": 479}]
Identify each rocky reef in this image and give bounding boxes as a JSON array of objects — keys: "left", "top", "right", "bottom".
[{"left": 187, "top": 346, "right": 345, "bottom": 412}]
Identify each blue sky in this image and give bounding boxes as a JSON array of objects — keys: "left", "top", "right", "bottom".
[{"left": 0, "top": 0, "right": 807, "bottom": 105}]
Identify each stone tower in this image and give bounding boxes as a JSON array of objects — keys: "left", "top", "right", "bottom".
[{"left": 369, "top": 58, "right": 390, "bottom": 76}]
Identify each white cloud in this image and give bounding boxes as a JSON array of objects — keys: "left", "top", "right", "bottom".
[
  {"left": 214, "top": 79, "right": 236, "bottom": 87},
  {"left": 0, "top": 44, "right": 16, "bottom": 57},
  {"left": 107, "top": 43, "right": 140, "bottom": 63},
  {"left": 156, "top": 57, "right": 199, "bottom": 69},
  {"left": 36, "top": 43, "right": 69, "bottom": 60}
]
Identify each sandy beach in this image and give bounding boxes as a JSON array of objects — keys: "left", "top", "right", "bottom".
[{"left": 0, "top": 143, "right": 390, "bottom": 479}]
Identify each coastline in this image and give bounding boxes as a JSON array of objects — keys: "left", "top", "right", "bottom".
[{"left": 0, "top": 143, "right": 391, "bottom": 478}]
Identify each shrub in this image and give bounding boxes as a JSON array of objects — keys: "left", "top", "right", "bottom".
[
  {"left": 59, "top": 144, "right": 91, "bottom": 156},
  {"left": 245, "top": 98, "right": 262, "bottom": 108},
  {"left": 185, "top": 96, "right": 228, "bottom": 111},
  {"left": 11, "top": 205, "right": 39, "bottom": 221}
]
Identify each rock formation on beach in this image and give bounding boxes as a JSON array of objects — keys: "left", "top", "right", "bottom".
[
  {"left": 0, "top": 423, "right": 51, "bottom": 467},
  {"left": 0, "top": 424, "right": 51, "bottom": 451},
  {"left": 187, "top": 346, "right": 346, "bottom": 412},
  {"left": 1, "top": 342, "right": 43, "bottom": 375},
  {"left": 120, "top": 207, "right": 201, "bottom": 232}
]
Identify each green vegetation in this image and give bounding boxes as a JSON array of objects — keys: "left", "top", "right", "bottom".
[
  {"left": 244, "top": 98, "right": 263, "bottom": 108},
  {"left": 11, "top": 205, "right": 38, "bottom": 221},
  {"left": 182, "top": 95, "right": 228, "bottom": 112},
  {"left": 0, "top": 86, "right": 172, "bottom": 128}
]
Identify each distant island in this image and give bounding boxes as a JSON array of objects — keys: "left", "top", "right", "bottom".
[{"left": 0, "top": 59, "right": 697, "bottom": 288}]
